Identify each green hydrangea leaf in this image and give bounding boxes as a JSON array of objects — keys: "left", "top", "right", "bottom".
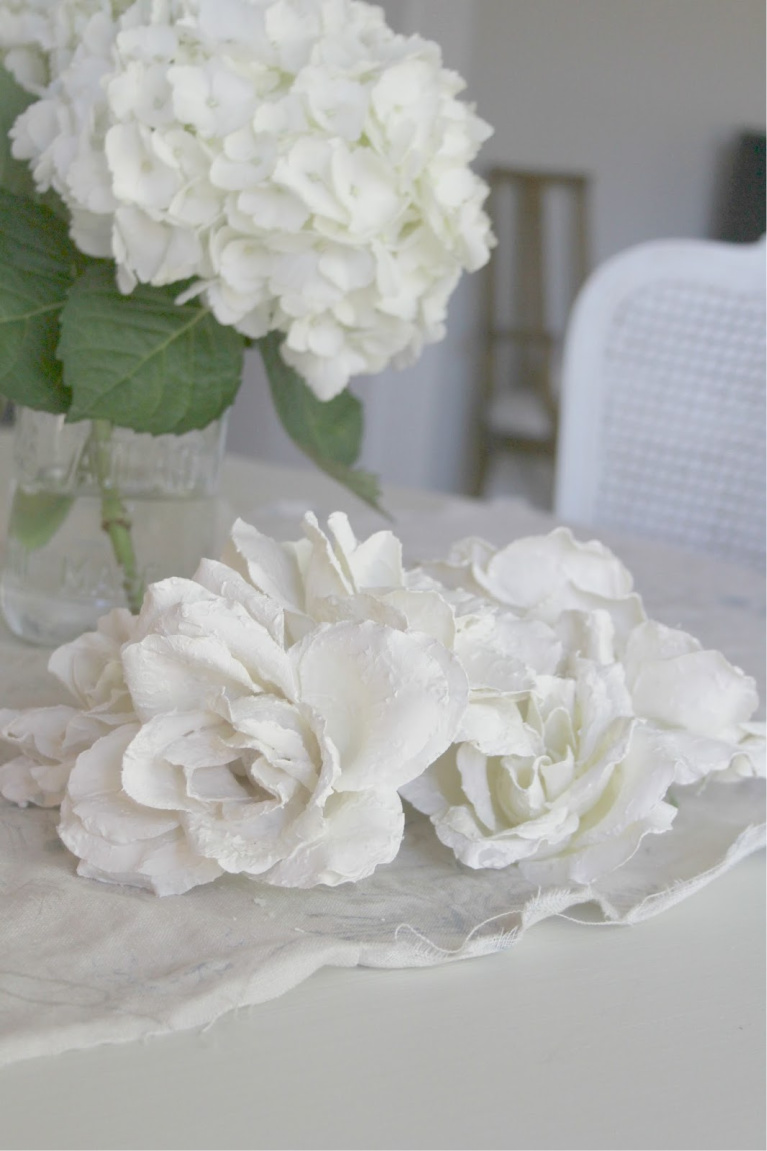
[
  {"left": 259, "top": 331, "right": 388, "bottom": 516},
  {"left": 0, "top": 188, "right": 77, "bottom": 412},
  {"left": 60, "top": 265, "right": 246, "bottom": 434}
]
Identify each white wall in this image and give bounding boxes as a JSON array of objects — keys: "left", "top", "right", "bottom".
[
  {"left": 474, "top": 0, "right": 765, "bottom": 265},
  {"left": 228, "top": 0, "right": 765, "bottom": 493}
]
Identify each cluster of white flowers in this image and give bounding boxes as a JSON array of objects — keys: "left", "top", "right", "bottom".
[
  {"left": 1, "top": 515, "right": 763, "bottom": 895},
  {"left": 2, "top": 0, "right": 494, "bottom": 398},
  {"left": 0, "top": 0, "right": 127, "bottom": 91}
]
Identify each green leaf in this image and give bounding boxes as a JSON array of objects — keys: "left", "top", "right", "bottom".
[
  {"left": 60, "top": 265, "right": 246, "bottom": 434},
  {"left": 8, "top": 489, "right": 74, "bottom": 550},
  {"left": 0, "top": 64, "right": 37, "bottom": 202},
  {"left": 259, "top": 332, "right": 388, "bottom": 516},
  {"left": 0, "top": 187, "right": 78, "bottom": 412}
]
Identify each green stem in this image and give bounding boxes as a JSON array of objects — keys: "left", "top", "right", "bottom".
[{"left": 89, "top": 419, "right": 144, "bottom": 614}]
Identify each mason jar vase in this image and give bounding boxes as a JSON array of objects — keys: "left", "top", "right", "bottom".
[{"left": 0, "top": 407, "right": 227, "bottom": 646}]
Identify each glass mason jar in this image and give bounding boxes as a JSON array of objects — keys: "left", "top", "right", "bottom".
[{"left": 0, "top": 408, "right": 227, "bottom": 646}]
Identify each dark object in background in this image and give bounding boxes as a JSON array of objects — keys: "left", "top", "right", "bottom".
[
  {"left": 0, "top": 400, "right": 14, "bottom": 426},
  {"left": 716, "top": 131, "right": 766, "bottom": 243}
]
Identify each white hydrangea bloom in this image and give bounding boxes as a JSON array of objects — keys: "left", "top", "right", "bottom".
[
  {"left": 0, "top": 0, "right": 130, "bottom": 91},
  {"left": 5, "top": 0, "right": 134, "bottom": 254},
  {"left": 3, "top": 0, "right": 494, "bottom": 397},
  {"left": 0, "top": 0, "right": 53, "bottom": 91}
]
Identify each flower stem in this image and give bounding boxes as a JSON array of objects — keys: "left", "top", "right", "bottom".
[{"left": 89, "top": 419, "right": 144, "bottom": 614}]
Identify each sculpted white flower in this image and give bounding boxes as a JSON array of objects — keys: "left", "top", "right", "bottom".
[
  {"left": 223, "top": 511, "right": 444, "bottom": 642},
  {"left": 228, "top": 508, "right": 518, "bottom": 786},
  {"left": 404, "top": 528, "right": 765, "bottom": 884},
  {"left": 58, "top": 567, "right": 468, "bottom": 894},
  {"left": 3, "top": 0, "right": 494, "bottom": 397},
  {"left": 0, "top": 704, "right": 100, "bottom": 807},
  {"left": 402, "top": 658, "right": 683, "bottom": 886},
  {"left": 419, "top": 527, "right": 646, "bottom": 636},
  {"left": 622, "top": 619, "right": 765, "bottom": 782},
  {"left": 0, "top": 607, "right": 137, "bottom": 806},
  {"left": 402, "top": 636, "right": 765, "bottom": 887},
  {"left": 226, "top": 512, "right": 562, "bottom": 705},
  {"left": 1, "top": 515, "right": 763, "bottom": 896}
]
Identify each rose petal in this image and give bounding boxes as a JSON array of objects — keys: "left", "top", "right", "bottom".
[
  {"left": 626, "top": 622, "right": 759, "bottom": 742},
  {"left": 263, "top": 787, "right": 404, "bottom": 886},
  {"left": 121, "top": 712, "right": 218, "bottom": 812},
  {"left": 293, "top": 620, "right": 468, "bottom": 791},
  {"left": 123, "top": 633, "right": 256, "bottom": 719},
  {"left": 223, "top": 518, "right": 305, "bottom": 612}
]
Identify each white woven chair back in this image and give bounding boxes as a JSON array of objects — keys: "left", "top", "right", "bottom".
[{"left": 555, "top": 239, "right": 766, "bottom": 568}]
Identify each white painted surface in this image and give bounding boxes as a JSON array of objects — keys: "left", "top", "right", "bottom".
[
  {"left": 228, "top": 0, "right": 765, "bottom": 497},
  {"left": 0, "top": 855, "right": 763, "bottom": 1151}
]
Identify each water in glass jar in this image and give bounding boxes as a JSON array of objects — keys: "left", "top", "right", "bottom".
[{"left": 0, "top": 489, "right": 218, "bottom": 646}]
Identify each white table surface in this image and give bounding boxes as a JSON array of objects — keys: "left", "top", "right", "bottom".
[{"left": 0, "top": 441, "right": 764, "bottom": 1151}]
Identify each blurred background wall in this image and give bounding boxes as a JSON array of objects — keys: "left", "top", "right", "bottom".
[{"left": 227, "top": 0, "right": 766, "bottom": 497}]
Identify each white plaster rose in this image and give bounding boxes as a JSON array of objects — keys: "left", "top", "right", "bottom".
[
  {"left": 0, "top": 608, "right": 137, "bottom": 807},
  {"left": 2, "top": 514, "right": 763, "bottom": 897},
  {"left": 227, "top": 511, "right": 514, "bottom": 806},
  {"left": 226, "top": 512, "right": 564, "bottom": 711},
  {"left": 403, "top": 570, "right": 765, "bottom": 885},
  {"left": 223, "top": 511, "right": 458, "bottom": 650},
  {"left": 621, "top": 619, "right": 765, "bottom": 782},
  {"left": 0, "top": 705, "right": 102, "bottom": 808},
  {"left": 418, "top": 527, "right": 646, "bottom": 638},
  {"left": 402, "top": 658, "right": 683, "bottom": 886},
  {"left": 223, "top": 511, "right": 407, "bottom": 629},
  {"left": 3, "top": 0, "right": 494, "bottom": 398},
  {"left": 58, "top": 567, "right": 467, "bottom": 894}
]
